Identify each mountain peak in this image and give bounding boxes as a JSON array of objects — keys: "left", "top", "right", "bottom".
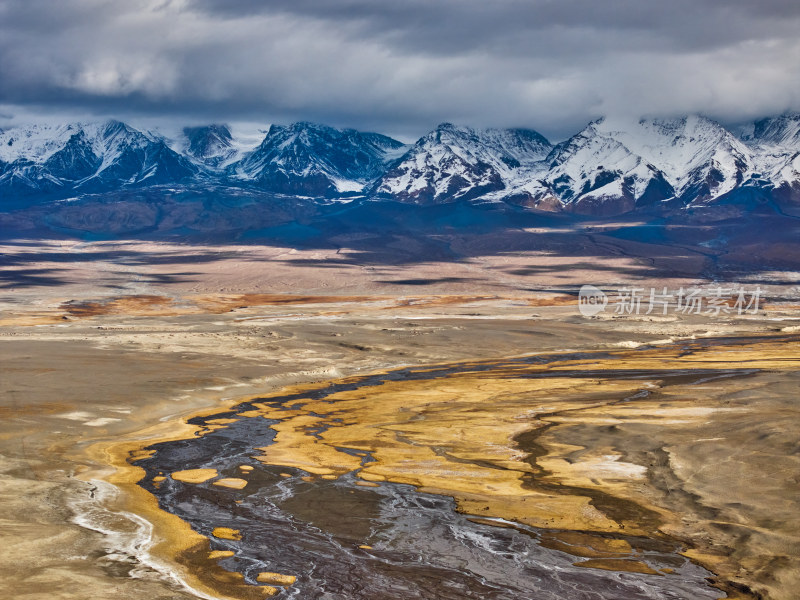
[
  {"left": 183, "top": 124, "right": 235, "bottom": 166},
  {"left": 586, "top": 115, "right": 752, "bottom": 203},
  {"left": 184, "top": 123, "right": 232, "bottom": 138},
  {"left": 102, "top": 118, "right": 138, "bottom": 138},
  {"left": 372, "top": 124, "right": 552, "bottom": 204},
  {"left": 0, "top": 119, "right": 198, "bottom": 197},
  {"left": 276, "top": 121, "right": 343, "bottom": 138},
  {"left": 233, "top": 122, "right": 406, "bottom": 197},
  {"left": 290, "top": 121, "right": 328, "bottom": 130}
]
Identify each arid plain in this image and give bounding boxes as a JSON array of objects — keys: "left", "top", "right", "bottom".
[{"left": 2, "top": 237, "right": 800, "bottom": 600}]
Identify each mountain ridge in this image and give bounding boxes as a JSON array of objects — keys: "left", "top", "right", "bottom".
[{"left": 2, "top": 115, "right": 799, "bottom": 216}]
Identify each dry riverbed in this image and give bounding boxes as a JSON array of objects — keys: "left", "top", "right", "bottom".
[{"left": 1, "top": 248, "right": 800, "bottom": 599}]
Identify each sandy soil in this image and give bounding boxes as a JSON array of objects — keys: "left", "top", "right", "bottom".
[{"left": 1, "top": 238, "right": 799, "bottom": 599}]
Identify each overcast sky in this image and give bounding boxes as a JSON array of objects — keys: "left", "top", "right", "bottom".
[{"left": 1, "top": 0, "right": 799, "bottom": 140}]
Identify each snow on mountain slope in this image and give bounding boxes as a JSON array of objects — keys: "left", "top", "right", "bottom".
[
  {"left": 232, "top": 122, "right": 407, "bottom": 197},
  {"left": 748, "top": 114, "right": 800, "bottom": 147},
  {"left": 0, "top": 122, "right": 106, "bottom": 195},
  {"left": 0, "top": 120, "right": 198, "bottom": 197},
  {"left": 594, "top": 116, "right": 753, "bottom": 204},
  {"left": 505, "top": 120, "right": 673, "bottom": 215},
  {"left": 167, "top": 124, "right": 265, "bottom": 170},
  {"left": 0, "top": 123, "right": 85, "bottom": 164},
  {"left": 504, "top": 116, "right": 755, "bottom": 215},
  {"left": 81, "top": 120, "right": 198, "bottom": 188},
  {"left": 744, "top": 114, "right": 800, "bottom": 206},
  {"left": 372, "top": 123, "right": 552, "bottom": 204},
  {"left": 182, "top": 124, "right": 237, "bottom": 167}
]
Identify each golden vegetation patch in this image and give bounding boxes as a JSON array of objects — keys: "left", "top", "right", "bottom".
[
  {"left": 256, "top": 572, "right": 297, "bottom": 586},
  {"left": 539, "top": 531, "right": 633, "bottom": 559},
  {"left": 574, "top": 558, "right": 661, "bottom": 575},
  {"left": 171, "top": 468, "right": 219, "bottom": 483},
  {"left": 213, "top": 478, "right": 248, "bottom": 489},
  {"left": 249, "top": 374, "right": 644, "bottom": 533},
  {"left": 212, "top": 527, "right": 242, "bottom": 541}
]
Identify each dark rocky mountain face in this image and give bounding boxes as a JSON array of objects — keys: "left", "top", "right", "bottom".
[
  {"left": 81, "top": 120, "right": 199, "bottom": 190},
  {"left": 43, "top": 130, "right": 102, "bottom": 182},
  {"left": 750, "top": 115, "right": 800, "bottom": 146},
  {"left": 0, "top": 120, "right": 199, "bottom": 203},
  {"left": 232, "top": 122, "right": 406, "bottom": 197},
  {"left": 183, "top": 124, "right": 236, "bottom": 167},
  {"left": 740, "top": 114, "right": 800, "bottom": 213},
  {"left": 0, "top": 161, "right": 66, "bottom": 199}
]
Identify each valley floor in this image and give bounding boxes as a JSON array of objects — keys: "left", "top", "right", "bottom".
[{"left": 1, "top": 239, "right": 799, "bottom": 599}]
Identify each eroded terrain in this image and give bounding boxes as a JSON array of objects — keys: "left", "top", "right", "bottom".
[
  {"left": 1, "top": 239, "right": 799, "bottom": 600},
  {"left": 127, "top": 335, "right": 800, "bottom": 599}
]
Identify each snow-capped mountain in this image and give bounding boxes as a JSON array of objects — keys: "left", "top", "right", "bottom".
[
  {"left": 86, "top": 121, "right": 199, "bottom": 190},
  {"left": 182, "top": 124, "right": 238, "bottom": 168},
  {"left": 512, "top": 119, "right": 674, "bottom": 215},
  {"left": 741, "top": 114, "right": 800, "bottom": 207},
  {"left": 372, "top": 123, "right": 552, "bottom": 204},
  {"left": 503, "top": 116, "right": 757, "bottom": 215},
  {"left": 747, "top": 114, "right": 800, "bottom": 147},
  {"left": 0, "top": 120, "right": 198, "bottom": 198},
  {"left": 171, "top": 123, "right": 265, "bottom": 170},
  {"left": 1, "top": 114, "right": 799, "bottom": 216},
  {"left": 594, "top": 116, "right": 753, "bottom": 204},
  {"left": 231, "top": 122, "right": 407, "bottom": 197}
]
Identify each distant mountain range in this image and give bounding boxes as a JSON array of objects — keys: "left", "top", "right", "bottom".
[{"left": 1, "top": 114, "right": 799, "bottom": 217}]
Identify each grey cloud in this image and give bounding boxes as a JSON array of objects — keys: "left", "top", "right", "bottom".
[
  {"left": 0, "top": 0, "right": 799, "bottom": 140},
  {"left": 192, "top": 0, "right": 800, "bottom": 54}
]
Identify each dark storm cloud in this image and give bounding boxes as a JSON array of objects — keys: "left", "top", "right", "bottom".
[
  {"left": 1, "top": 0, "right": 799, "bottom": 139},
  {"left": 194, "top": 0, "right": 800, "bottom": 54}
]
